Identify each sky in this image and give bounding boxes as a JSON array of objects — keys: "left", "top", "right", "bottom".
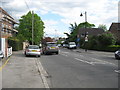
[{"left": 0, "top": 0, "right": 119, "bottom": 38}]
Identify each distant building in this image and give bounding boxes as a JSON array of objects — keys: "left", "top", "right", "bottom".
[
  {"left": 0, "top": 7, "right": 18, "bottom": 57},
  {"left": 109, "top": 23, "right": 120, "bottom": 43},
  {"left": 78, "top": 28, "right": 104, "bottom": 38}
]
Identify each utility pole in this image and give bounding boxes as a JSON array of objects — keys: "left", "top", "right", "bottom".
[
  {"left": 0, "top": 2, "right": 3, "bottom": 51},
  {"left": 32, "top": 11, "right": 34, "bottom": 45}
]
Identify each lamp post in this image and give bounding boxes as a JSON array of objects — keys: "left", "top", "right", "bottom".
[
  {"left": 80, "top": 11, "right": 87, "bottom": 22},
  {"left": 80, "top": 11, "right": 88, "bottom": 52}
]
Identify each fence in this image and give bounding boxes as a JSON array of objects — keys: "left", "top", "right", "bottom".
[{"left": 7, "top": 47, "right": 12, "bottom": 57}]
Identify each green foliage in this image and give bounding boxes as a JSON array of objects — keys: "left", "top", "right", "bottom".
[
  {"left": 97, "top": 32, "right": 116, "bottom": 47},
  {"left": 8, "top": 37, "right": 23, "bottom": 51},
  {"left": 80, "top": 33, "right": 117, "bottom": 52},
  {"left": 68, "top": 22, "right": 95, "bottom": 42},
  {"left": 98, "top": 24, "right": 107, "bottom": 31},
  {"left": 17, "top": 11, "right": 45, "bottom": 45}
]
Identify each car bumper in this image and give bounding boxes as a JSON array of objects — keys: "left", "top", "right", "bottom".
[
  {"left": 45, "top": 49, "right": 59, "bottom": 53},
  {"left": 26, "top": 52, "right": 41, "bottom": 56},
  {"left": 68, "top": 47, "right": 76, "bottom": 49}
]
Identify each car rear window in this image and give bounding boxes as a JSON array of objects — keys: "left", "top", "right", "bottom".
[{"left": 28, "top": 46, "right": 39, "bottom": 49}]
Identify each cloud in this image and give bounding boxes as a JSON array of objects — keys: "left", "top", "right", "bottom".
[{"left": 1, "top": 0, "right": 119, "bottom": 37}]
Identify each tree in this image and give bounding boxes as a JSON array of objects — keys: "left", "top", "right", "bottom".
[
  {"left": 17, "top": 11, "right": 45, "bottom": 45},
  {"left": 69, "top": 22, "right": 78, "bottom": 32},
  {"left": 98, "top": 24, "right": 107, "bottom": 31},
  {"left": 68, "top": 22, "right": 95, "bottom": 42}
]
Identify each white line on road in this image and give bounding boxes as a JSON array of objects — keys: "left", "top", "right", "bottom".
[
  {"left": 61, "top": 54, "right": 68, "bottom": 57},
  {"left": 90, "top": 57, "right": 117, "bottom": 66},
  {"left": 114, "top": 70, "right": 120, "bottom": 73},
  {"left": 35, "top": 59, "right": 50, "bottom": 89},
  {"left": 74, "top": 58, "right": 94, "bottom": 65}
]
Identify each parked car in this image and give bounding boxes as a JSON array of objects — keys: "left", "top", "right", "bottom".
[
  {"left": 0, "top": 50, "right": 4, "bottom": 60},
  {"left": 42, "top": 42, "right": 59, "bottom": 54},
  {"left": 24, "top": 45, "right": 41, "bottom": 57},
  {"left": 68, "top": 42, "right": 77, "bottom": 49},
  {"left": 115, "top": 50, "right": 120, "bottom": 60},
  {"left": 63, "top": 44, "right": 68, "bottom": 48}
]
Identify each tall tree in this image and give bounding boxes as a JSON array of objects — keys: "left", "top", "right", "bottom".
[
  {"left": 17, "top": 11, "right": 45, "bottom": 44},
  {"left": 68, "top": 22, "right": 95, "bottom": 42}
]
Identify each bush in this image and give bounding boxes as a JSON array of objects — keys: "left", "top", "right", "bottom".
[
  {"left": 80, "top": 33, "right": 117, "bottom": 52},
  {"left": 98, "top": 32, "right": 116, "bottom": 47},
  {"left": 8, "top": 37, "right": 23, "bottom": 51}
]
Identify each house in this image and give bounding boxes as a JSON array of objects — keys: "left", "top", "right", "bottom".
[
  {"left": 109, "top": 23, "right": 120, "bottom": 43},
  {"left": 78, "top": 28, "right": 104, "bottom": 38},
  {"left": 0, "top": 7, "right": 18, "bottom": 57}
]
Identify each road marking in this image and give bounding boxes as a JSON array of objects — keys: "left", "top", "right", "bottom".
[
  {"left": 114, "top": 70, "right": 120, "bottom": 73},
  {"left": 36, "top": 59, "right": 50, "bottom": 89},
  {"left": 61, "top": 54, "right": 68, "bottom": 57},
  {"left": 75, "top": 58, "right": 94, "bottom": 65},
  {"left": 90, "top": 57, "right": 117, "bottom": 66},
  {"left": 0, "top": 57, "right": 10, "bottom": 71}
]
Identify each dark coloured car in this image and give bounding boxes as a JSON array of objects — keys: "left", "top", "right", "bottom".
[{"left": 115, "top": 50, "right": 120, "bottom": 60}]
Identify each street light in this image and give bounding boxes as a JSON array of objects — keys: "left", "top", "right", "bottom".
[
  {"left": 80, "top": 11, "right": 87, "bottom": 22},
  {"left": 80, "top": 11, "right": 88, "bottom": 52}
]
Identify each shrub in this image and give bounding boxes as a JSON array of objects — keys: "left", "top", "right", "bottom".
[{"left": 8, "top": 37, "right": 23, "bottom": 51}]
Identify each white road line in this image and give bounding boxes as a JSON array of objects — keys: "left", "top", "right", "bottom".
[
  {"left": 35, "top": 59, "right": 50, "bottom": 89},
  {"left": 90, "top": 57, "right": 117, "bottom": 66},
  {"left": 74, "top": 58, "right": 94, "bottom": 65},
  {"left": 114, "top": 70, "right": 120, "bottom": 73},
  {"left": 61, "top": 54, "right": 68, "bottom": 57}
]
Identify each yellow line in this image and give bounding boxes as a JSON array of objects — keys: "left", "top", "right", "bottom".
[{"left": 0, "top": 57, "right": 10, "bottom": 71}]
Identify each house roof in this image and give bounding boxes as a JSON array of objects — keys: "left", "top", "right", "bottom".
[
  {"left": 78, "top": 28, "right": 104, "bottom": 36},
  {"left": 109, "top": 23, "right": 120, "bottom": 31},
  {"left": 109, "top": 23, "right": 120, "bottom": 41}
]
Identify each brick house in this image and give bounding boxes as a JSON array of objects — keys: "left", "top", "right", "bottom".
[
  {"left": 0, "top": 7, "right": 18, "bottom": 57},
  {"left": 109, "top": 23, "right": 120, "bottom": 44}
]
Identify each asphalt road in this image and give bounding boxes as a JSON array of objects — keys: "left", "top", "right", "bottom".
[
  {"left": 40, "top": 48, "right": 119, "bottom": 88},
  {"left": 1, "top": 48, "right": 119, "bottom": 88}
]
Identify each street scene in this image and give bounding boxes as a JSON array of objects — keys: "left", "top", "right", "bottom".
[{"left": 0, "top": 0, "right": 120, "bottom": 89}]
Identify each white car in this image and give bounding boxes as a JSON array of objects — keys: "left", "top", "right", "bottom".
[
  {"left": 24, "top": 45, "right": 41, "bottom": 57},
  {"left": 68, "top": 42, "right": 77, "bottom": 49},
  {"left": 0, "top": 50, "right": 4, "bottom": 60}
]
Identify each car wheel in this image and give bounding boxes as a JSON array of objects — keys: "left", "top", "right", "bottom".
[{"left": 56, "top": 52, "right": 59, "bottom": 54}]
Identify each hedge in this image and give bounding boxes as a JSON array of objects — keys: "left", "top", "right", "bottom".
[
  {"left": 81, "top": 45, "right": 120, "bottom": 52},
  {"left": 8, "top": 38, "right": 23, "bottom": 51}
]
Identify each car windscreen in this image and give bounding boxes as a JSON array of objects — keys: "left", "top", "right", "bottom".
[{"left": 28, "top": 46, "right": 39, "bottom": 49}]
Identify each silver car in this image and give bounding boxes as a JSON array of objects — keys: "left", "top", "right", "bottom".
[
  {"left": 24, "top": 45, "right": 41, "bottom": 57},
  {"left": 0, "top": 50, "right": 4, "bottom": 60},
  {"left": 42, "top": 42, "right": 59, "bottom": 54}
]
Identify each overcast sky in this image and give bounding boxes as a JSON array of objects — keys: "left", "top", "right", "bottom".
[{"left": 1, "top": 0, "right": 119, "bottom": 37}]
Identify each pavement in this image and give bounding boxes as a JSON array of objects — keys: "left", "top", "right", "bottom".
[{"left": 1, "top": 51, "right": 47, "bottom": 88}]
